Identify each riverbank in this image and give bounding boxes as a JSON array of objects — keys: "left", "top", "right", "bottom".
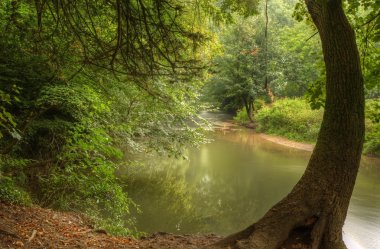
[
  {"left": 252, "top": 98, "right": 380, "bottom": 157},
  {"left": 258, "top": 133, "right": 314, "bottom": 152},
  {"left": 210, "top": 116, "right": 315, "bottom": 152}
]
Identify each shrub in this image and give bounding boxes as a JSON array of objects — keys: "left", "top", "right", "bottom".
[
  {"left": 255, "top": 98, "right": 323, "bottom": 142},
  {"left": 233, "top": 108, "right": 250, "bottom": 124},
  {"left": 363, "top": 99, "right": 380, "bottom": 156},
  {"left": 255, "top": 98, "right": 380, "bottom": 156},
  {"left": 0, "top": 176, "right": 31, "bottom": 205},
  {"left": 233, "top": 99, "right": 267, "bottom": 124}
]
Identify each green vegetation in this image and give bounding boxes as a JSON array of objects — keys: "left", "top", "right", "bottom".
[
  {"left": 253, "top": 98, "right": 380, "bottom": 156},
  {"left": 0, "top": 176, "right": 32, "bottom": 206},
  {"left": 0, "top": 0, "right": 379, "bottom": 246},
  {"left": 255, "top": 98, "right": 323, "bottom": 142},
  {"left": 203, "top": 0, "right": 379, "bottom": 157},
  {"left": 0, "top": 0, "right": 212, "bottom": 235},
  {"left": 205, "top": 17, "right": 269, "bottom": 121},
  {"left": 364, "top": 99, "right": 380, "bottom": 156}
]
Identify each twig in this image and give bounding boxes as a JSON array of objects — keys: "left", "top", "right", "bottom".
[
  {"left": 305, "top": 31, "right": 319, "bottom": 42},
  {"left": 28, "top": 230, "right": 37, "bottom": 242},
  {"left": 360, "top": 11, "right": 380, "bottom": 27},
  {"left": 74, "top": 229, "right": 93, "bottom": 234}
]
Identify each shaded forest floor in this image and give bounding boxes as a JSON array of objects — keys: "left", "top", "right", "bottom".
[{"left": 0, "top": 202, "right": 221, "bottom": 249}]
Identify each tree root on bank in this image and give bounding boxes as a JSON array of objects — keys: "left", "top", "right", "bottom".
[{"left": 207, "top": 213, "right": 343, "bottom": 249}]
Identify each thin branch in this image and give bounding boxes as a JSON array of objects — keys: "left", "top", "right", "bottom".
[
  {"left": 305, "top": 31, "right": 319, "bottom": 42},
  {"left": 360, "top": 11, "right": 380, "bottom": 27}
]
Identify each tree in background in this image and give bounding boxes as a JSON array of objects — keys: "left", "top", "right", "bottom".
[
  {"left": 205, "top": 0, "right": 325, "bottom": 117},
  {"left": 206, "top": 17, "right": 268, "bottom": 121}
]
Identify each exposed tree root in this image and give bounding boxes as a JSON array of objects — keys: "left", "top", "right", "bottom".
[{"left": 209, "top": 211, "right": 345, "bottom": 249}]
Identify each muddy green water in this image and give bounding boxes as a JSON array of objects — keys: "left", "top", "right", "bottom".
[{"left": 123, "top": 113, "right": 380, "bottom": 249}]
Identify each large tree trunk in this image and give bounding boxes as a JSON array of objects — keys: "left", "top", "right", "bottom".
[{"left": 212, "top": 0, "right": 364, "bottom": 248}]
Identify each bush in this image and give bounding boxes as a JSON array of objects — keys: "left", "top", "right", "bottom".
[
  {"left": 0, "top": 176, "right": 31, "bottom": 205},
  {"left": 255, "top": 98, "right": 323, "bottom": 142},
  {"left": 255, "top": 98, "right": 380, "bottom": 156},
  {"left": 363, "top": 99, "right": 380, "bottom": 156},
  {"left": 233, "top": 99, "right": 267, "bottom": 124},
  {"left": 233, "top": 109, "right": 250, "bottom": 124}
]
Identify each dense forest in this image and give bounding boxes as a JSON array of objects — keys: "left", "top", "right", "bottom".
[{"left": 0, "top": 0, "right": 379, "bottom": 248}]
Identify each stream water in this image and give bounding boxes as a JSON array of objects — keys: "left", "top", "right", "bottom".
[{"left": 123, "top": 112, "right": 380, "bottom": 249}]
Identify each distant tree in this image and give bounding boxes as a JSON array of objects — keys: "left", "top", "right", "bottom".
[{"left": 206, "top": 17, "right": 268, "bottom": 121}]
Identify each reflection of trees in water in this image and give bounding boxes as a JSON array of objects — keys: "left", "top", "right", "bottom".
[
  {"left": 351, "top": 156, "right": 380, "bottom": 213},
  {"left": 120, "top": 132, "right": 380, "bottom": 236},
  {"left": 121, "top": 132, "right": 311, "bottom": 235},
  {"left": 122, "top": 160, "right": 207, "bottom": 234}
]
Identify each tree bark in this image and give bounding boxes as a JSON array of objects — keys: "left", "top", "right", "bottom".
[{"left": 212, "top": 0, "right": 364, "bottom": 248}]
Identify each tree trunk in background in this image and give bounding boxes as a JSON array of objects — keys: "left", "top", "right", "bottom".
[
  {"left": 213, "top": 0, "right": 364, "bottom": 248},
  {"left": 244, "top": 98, "right": 254, "bottom": 122}
]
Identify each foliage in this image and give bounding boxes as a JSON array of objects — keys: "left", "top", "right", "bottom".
[
  {"left": 363, "top": 99, "right": 380, "bottom": 156},
  {"left": 0, "top": 157, "right": 32, "bottom": 206},
  {"left": 272, "top": 22, "right": 323, "bottom": 98},
  {"left": 204, "top": 0, "right": 326, "bottom": 117},
  {"left": 0, "top": 86, "right": 20, "bottom": 139},
  {"left": 265, "top": 0, "right": 324, "bottom": 98},
  {"left": 256, "top": 98, "right": 380, "bottom": 156},
  {"left": 205, "top": 16, "right": 269, "bottom": 120},
  {"left": 0, "top": 178, "right": 31, "bottom": 206},
  {"left": 233, "top": 99, "right": 266, "bottom": 124},
  {"left": 255, "top": 98, "right": 323, "bottom": 142},
  {"left": 233, "top": 108, "right": 251, "bottom": 124},
  {"left": 293, "top": 0, "right": 380, "bottom": 102},
  {"left": 304, "top": 74, "right": 326, "bottom": 110},
  {"left": 0, "top": 0, "right": 216, "bottom": 236}
]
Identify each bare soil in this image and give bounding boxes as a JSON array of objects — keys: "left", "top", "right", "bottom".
[
  {"left": 0, "top": 202, "right": 221, "bottom": 249},
  {"left": 258, "top": 134, "right": 314, "bottom": 152}
]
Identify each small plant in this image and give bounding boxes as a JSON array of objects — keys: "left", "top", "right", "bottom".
[
  {"left": 363, "top": 99, "right": 380, "bottom": 156},
  {"left": 0, "top": 176, "right": 32, "bottom": 205},
  {"left": 233, "top": 108, "right": 250, "bottom": 124}
]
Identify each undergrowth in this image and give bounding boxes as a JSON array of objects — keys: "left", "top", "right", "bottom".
[
  {"left": 253, "top": 98, "right": 379, "bottom": 156},
  {"left": 255, "top": 98, "right": 323, "bottom": 142}
]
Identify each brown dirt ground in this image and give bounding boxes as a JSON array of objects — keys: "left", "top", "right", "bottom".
[
  {"left": 0, "top": 202, "right": 221, "bottom": 249},
  {"left": 258, "top": 134, "right": 314, "bottom": 152}
]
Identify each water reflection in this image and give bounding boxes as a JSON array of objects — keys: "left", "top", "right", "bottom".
[{"left": 122, "top": 127, "right": 380, "bottom": 249}]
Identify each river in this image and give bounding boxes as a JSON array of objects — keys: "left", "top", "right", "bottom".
[{"left": 122, "top": 112, "right": 380, "bottom": 249}]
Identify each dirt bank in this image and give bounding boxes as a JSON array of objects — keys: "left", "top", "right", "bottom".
[
  {"left": 0, "top": 202, "right": 221, "bottom": 249},
  {"left": 258, "top": 133, "right": 314, "bottom": 152}
]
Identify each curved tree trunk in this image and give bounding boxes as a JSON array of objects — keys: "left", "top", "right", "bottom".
[{"left": 212, "top": 0, "right": 364, "bottom": 248}]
